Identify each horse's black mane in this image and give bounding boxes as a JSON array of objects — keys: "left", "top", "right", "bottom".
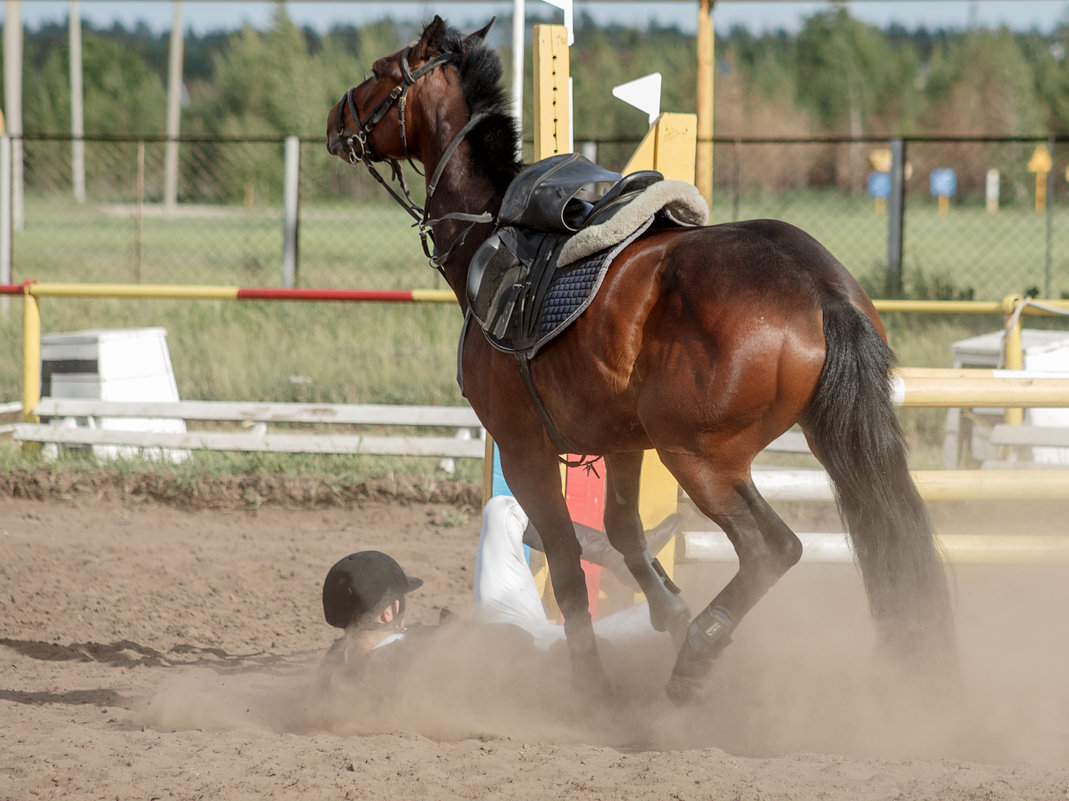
[{"left": 440, "top": 24, "right": 523, "bottom": 192}]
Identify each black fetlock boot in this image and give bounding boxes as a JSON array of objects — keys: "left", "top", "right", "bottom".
[{"left": 665, "top": 607, "right": 735, "bottom": 705}]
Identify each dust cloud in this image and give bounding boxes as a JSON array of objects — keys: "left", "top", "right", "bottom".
[{"left": 136, "top": 552, "right": 1069, "bottom": 765}]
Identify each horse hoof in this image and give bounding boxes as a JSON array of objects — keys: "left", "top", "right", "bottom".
[
  {"left": 667, "top": 609, "right": 735, "bottom": 699},
  {"left": 665, "top": 673, "right": 704, "bottom": 706},
  {"left": 570, "top": 660, "right": 614, "bottom": 702},
  {"left": 574, "top": 672, "right": 615, "bottom": 705}
]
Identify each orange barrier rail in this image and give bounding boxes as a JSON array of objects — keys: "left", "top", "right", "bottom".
[{"left": 2, "top": 282, "right": 455, "bottom": 425}]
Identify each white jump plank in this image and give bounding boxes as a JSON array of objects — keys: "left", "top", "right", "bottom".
[
  {"left": 13, "top": 424, "right": 486, "bottom": 459},
  {"left": 765, "top": 430, "right": 811, "bottom": 453},
  {"left": 752, "top": 467, "right": 835, "bottom": 501},
  {"left": 683, "top": 531, "right": 854, "bottom": 564},
  {"left": 32, "top": 399, "right": 482, "bottom": 428},
  {"left": 683, "top": 530, "right": 1069, "bottom": 565},
  {"left": 989, "top": 424, "right": 1069, "bottom": 449}
]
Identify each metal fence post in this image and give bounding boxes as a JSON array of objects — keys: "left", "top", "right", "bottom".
[
  {"left": 282, "top": 136, "right": 300, "bottom": 288},
  {"left": 1045, "top": 136, "right": 1054, "bottom": 298},
  {"left": 886, "top": 137, "right": 905, "bottom": 293},
  {"left": 0, "top": 133, "right": 10, "bottom": 316},
  {"left": 163, "top": 1, "right": 184, "bottom": 212}
]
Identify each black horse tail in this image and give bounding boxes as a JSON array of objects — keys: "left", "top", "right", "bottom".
[{"left": 801, "top": 294, "right": 956, "bottom": 671}]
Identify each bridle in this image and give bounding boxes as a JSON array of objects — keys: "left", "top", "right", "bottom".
[
  {"left": 337, "top": 46, "right": 494, "bottom": 272},
  {"left": 341, "top": 42, "right": 602, "bottom": 469}
]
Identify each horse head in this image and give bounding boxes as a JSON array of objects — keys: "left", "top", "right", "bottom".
[{"left": 326, "top": 16, "right": 494, "bottom": 167}]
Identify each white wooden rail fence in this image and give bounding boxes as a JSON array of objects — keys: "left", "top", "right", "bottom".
[
  {"left": 0, "top": 401, "right": 22, "bottom": 437},
  {"left": 7, "top": 397, "right": 1069, "bottom": 563},
  {"left": 7, "top": 399, "right": 1063, "bottom": 465},
  {"left": 12, "top": 399, "right": 485, "bottom": 459}
]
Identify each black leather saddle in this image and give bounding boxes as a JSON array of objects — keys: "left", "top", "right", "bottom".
[{"left": 466, "top": 153, "right": 662, "bottom": 352}]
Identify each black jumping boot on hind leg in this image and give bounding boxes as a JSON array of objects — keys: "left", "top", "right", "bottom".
[{"left": 665, "top": 607, "right": 736, "bottom": 705}]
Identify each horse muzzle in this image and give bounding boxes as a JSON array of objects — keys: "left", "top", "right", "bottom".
[{"left": 326, "top": 103, "right": 361, "bottom": 163}]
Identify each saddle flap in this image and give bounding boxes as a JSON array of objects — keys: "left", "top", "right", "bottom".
[
  {"left": 498, "top": 153, "right": 622, "bottom": 233},
  {"left": 468, "top": 226, "right": 561, "bottom": 343},
  {"left": 468, "top": 229, "right": 520, "bottom": 329}
]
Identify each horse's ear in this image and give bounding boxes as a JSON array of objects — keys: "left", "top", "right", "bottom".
[
  {"left": 415, "top": 15, "right": 448, "bottom": 59},
  {"left": 464, "top": 17, "right": 495, "bottom": 47}
]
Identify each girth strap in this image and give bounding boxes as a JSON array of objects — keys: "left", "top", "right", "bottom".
[{"left": 513, "top": 352, "right": 601, "bottom": 469}]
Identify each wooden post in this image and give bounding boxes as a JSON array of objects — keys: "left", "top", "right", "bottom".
[
  {"left": 1002, "top": 294, "right": 1024, "bottom": 426},
  {"left": 496, "top": 23, "right": 693, "bottom": 617},
  {"left": 532, "top": 24, "right": 571, "bottom": 159},
  {"left": 623, "top": 112, "right": 698, "bottom": 182},
  {"left": 616, "top": 114, "right": 699, "bottom": 607},
  {"left": 21, "top": 287, "right": 41, "bottom": 454},
  {"left": 0, "top": 132, "right": 10, "bottom": 315},
  {"left": 282, "top": 136, "right": 300, "bottom": 288},
  {"left": 163, "top": 1, "right": 184, "bottom": 212},
  {"left": 696, "top": 0, "right": 714, "bottom": 208},
  {"left": 69, "top": 0, "right": 86, "bottom": 203},
  {"left": 4, "top": 0, "right": 25, "bottom": 230}
]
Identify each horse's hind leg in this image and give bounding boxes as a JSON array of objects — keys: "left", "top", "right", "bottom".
[
  {"left": 661, "top": 461, "right": 803, "bottom": 703},
  {"left": 602, "top": 452, "right": 692, "bottom": 642}
]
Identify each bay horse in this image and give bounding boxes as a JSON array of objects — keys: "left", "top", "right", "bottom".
[{"left": 326, "top": 17, "right": 955, "bottom": 702}]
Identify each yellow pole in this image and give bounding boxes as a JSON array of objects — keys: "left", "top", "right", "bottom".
[
  {"left": 695, "top": 0, "right": 714, "bottom": 208},
  {"left": 28, "top": 282, "right": 240, "bottom": 300},
  {"left": 937, "top": 534, "right": 1069, "bottom": 566},
  {"left": 896, "top": 377, "right": 1069, "bottom": 408},
  {"left": 487, "top": 25, "right": 570, "bottom": 509},
  {"left": 21, "top": 290, "right": 40, "bottom": 422},
  {"left": 532, "top": 24, "right": 571, "bottom": 160},
  {"left": 1002, "top": 294, "right": 1024, "bottom": 426},
  {"left": 634, "top": 113, "right": 699, "bottom": 585},
  {"left": 21, "top": 288, "right": 41, "bottom": 454},
  {"left": 875, "top": 299, "right": 1006, "bottom": 315},
  {"left": 913, "top": 470, "right": 1069, "bottom": 502}
]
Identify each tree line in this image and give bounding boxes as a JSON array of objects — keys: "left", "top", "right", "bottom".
[
  {"left": 7, "top": 7, "right": 1069, "bottom": 139},
  {"left": 3, "top": 6, "right": 1068, "bottom": 200}
]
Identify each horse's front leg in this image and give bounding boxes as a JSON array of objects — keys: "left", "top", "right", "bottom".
[
  {"left": 498, "top": 449, "right": 612, "bottom": 697},
  {"left": 603, "top": 452, "right": 691, "bottom": 644}
]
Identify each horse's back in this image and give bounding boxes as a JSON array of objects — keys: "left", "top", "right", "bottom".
[
  {"left": 673, "top": 218, "right": 856, "bottom": 291},
  {"left": 616, "top": 217, "right": 879, "bottom": 332}
]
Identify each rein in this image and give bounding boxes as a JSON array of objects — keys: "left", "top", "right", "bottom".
[{"left": 338, "top": 47, "right": 494, "bottom": 273}]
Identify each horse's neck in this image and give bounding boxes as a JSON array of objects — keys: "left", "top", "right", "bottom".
[{"left": 424, "top": 143, "right": 501, "bottom": 305}]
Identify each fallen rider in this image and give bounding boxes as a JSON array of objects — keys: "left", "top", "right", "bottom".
[{"left": 319, "top": 495, "right": 681, "bottom": 679}]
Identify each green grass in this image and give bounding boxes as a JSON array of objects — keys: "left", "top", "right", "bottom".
[
  {"left": 13, "top": 196, "right": 440, "bottom": 289},
  {"left": 711, "top": 190, "right": 1069, "bottom": 300},
  {"left": 3, "top": 190, "right": 1066, "bottom": 480},
  {"left": 0, "top": 439, "right": 483, "bottom": 482}
]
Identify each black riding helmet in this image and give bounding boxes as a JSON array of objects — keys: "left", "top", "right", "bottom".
[{"left": 322, "top": 551, "right": 423, "bottom": 629}]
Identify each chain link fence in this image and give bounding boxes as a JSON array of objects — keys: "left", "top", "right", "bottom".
[
  {"left": 6, "top": 134, "right": 1069, "bottom": 300},
  {"left": 710, "top": 136, "right": 1069, "bottom": 300}
]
